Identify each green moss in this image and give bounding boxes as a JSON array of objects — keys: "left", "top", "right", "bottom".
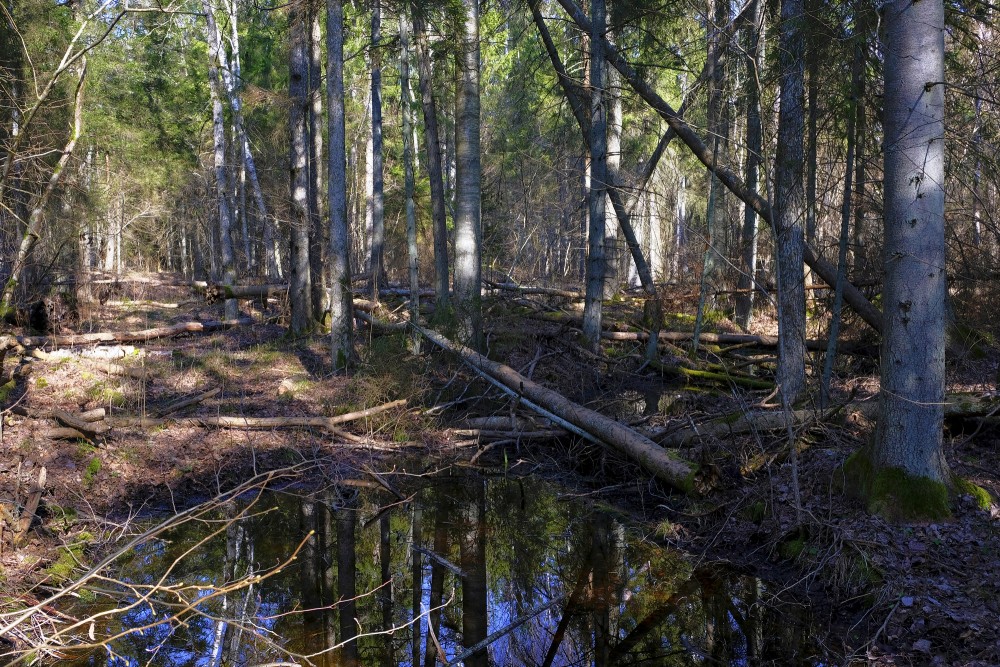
[
  {"left": 35, "top": 376, "right": 48, "bottom": 389},
  {"left": 743, "top": 500, "right": 768, "bottom": 524},
  {"left": 779, "top": 537, "right": 806, "bottom": 560},
  {"left": 0, "top": 379, "right": 15, "bottom": 402},
  {"left": 841, "top": 450, "right": 951, "bottom": 521},
  {"left": 83, "top": 457, "right": 102, "bottom": 487},
  {"left": 45, "top": 532, "right": 94, "bottom": 583},
  {"left": 954, "top": 477, "right": 992, "bottom": 510}
]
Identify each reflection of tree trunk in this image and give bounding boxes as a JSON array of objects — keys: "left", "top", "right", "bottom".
[
  {"left": 380, "top": 513, "right": 394, "bottom": 667},
  {"left": 423, "top": 504, "right": 448, "bottom": 667},
  {"left": 319, "top": 493, "right": 337, "bottom": 666},
  {"left": 337, "top": 490, "right": 359, "bottom": 666},
  {"left": 541, "top": 549, "right": 593, "bottom": 667},
  {"left": 591, "top": 515, "right": 613, "bottom": 667},
  {"left": 459, "top": 480, "right": 488, "bottom": 667},
  {"left": 300, "top": 496, "right": 324, "bottom": 659},
  {"left": 410, "top": 504, "right": 423, "bottom": 667}
]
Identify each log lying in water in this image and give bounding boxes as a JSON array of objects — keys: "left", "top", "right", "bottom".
[{"left": 410, "top": 322, "right": 700, "bottom": 493}]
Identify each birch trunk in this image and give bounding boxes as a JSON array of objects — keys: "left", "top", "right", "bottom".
[
  {"left": 202, "top": 0, "right": 238, "bottom": 319},
  {"left": 288, "top": 0, "right": 313, "bottom": 332},
  {"left": 369, "top": 0, "right": 387, "bottom": 293},
  {"left": 875, "top": 0, "right": 949, "bottom": 484}
]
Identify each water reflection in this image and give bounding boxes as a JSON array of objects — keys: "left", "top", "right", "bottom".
[{"left": 65, "top": 473, "right": 824, "bottom": 666}]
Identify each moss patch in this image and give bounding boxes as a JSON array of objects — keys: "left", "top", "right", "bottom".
[
  {"left": 45, "top": 532, "right": 94, "bottom": 583},
  {"left": 841, "top": 449, "right": 951, "bottom": 521},
  {"left": 954, "top": 477, "right": 993, "bottom": 510}
]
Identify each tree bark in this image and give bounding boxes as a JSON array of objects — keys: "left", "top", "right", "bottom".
[
  {"left": 413, "top": 8, "right": 450, "bottom": 310},
  {"left": 368, "top": 0, "right": 387, "bottom": 293},
  {"left": 453, "top": 0, "right": 482, "bottom": 346},
  {"left": 734, "top": 0, "right": 764, "bottom": 330},
  {"left": 288, "top": 1, "right": 313, "bottom": 333},
  {"left": 202, "top": 3, "right": 238, "bottom": 321},
  {"left": 772, "top": 0, "right": 807, "bottom": 404},
  {"left": 874, "top": 0, "right": 949, "bottom": 484},
  {"left": 400, "top": 5, "right": 421, "bottom": 352},
  {"left": 328, "top": 0, "right": 353, "bottom": 370},
  {"left": 308, "top": 1, "right": 328, "bottom": 320},
  {"left": 581, "top": 0, "right": 607, "bottom": 353}
]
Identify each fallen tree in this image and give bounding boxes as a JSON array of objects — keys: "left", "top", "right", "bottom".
[
  {"left": 14, "top": 319, "right": 252, "bottom": 348},
  {"left": 107, "top": 398, "right": 408, "bottom": 433},
  {"left": 408, "top": 321, "right": 700, "bottom": 493}
]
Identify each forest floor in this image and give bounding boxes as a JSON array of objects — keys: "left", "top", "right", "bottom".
[{"left": 1, "top": 271, "right": 999, "bottom": 666}]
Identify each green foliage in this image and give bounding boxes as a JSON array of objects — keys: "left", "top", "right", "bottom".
[{"left": 955, "top": 478, "right": 992, "bottom": 510}]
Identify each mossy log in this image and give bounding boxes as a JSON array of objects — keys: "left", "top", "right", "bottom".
[{"left": 411, "top": 322, "right": 700, "bottom": 493}]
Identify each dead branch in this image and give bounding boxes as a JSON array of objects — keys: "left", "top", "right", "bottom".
[
  {"left": 106, "top": 399, "right": 408, "bottom": 433},
  {"left": 154, "top": 387, "right": 220, "bottom": 417},
  {"left": 10, "top": 467, "right": 45, "bottom": 548}
]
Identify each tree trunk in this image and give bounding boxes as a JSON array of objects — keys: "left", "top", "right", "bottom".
[
  {"left": 288, "top": 1, "right": 313, "bottom": 332},
  {"left": 202, "top": 0, "right": 238, "bottom": 320},
  {"left": 453, "top": 0, "right": 482, "bottom": 346},
  {"left": 581, "top": 0, "right": 607, "bottom": 353},
  {"left": 309, "top": 1, "right": 328, "bottom": 320},
  {"left": 413, "top": 8, "right": 450, "bottom": 310},
  {"left": 734, "top": 0, "right": 764, "bottom": 330},
  {"left": 368, "top": 0, "right": 387, "bottom": 293},
  {"left": 328, "top": 0, "right": 353, "bottom": 370},
  {"left": 772, "top": 0, "right": 807, "bottom": 404},
  {"left": 873, "top": 0, "right": 950, "bottom": 493},
  {"left": 400, "top": 5, "right": 420, "bottom": 352}
]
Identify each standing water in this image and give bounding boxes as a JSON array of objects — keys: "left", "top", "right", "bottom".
[{"left": 58, "top": 471, "right": 825, "bottom": 666}]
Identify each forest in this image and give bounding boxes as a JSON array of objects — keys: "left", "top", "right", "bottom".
[{"left": 1, "top": 0, "right": 1000, "bottom": 664}]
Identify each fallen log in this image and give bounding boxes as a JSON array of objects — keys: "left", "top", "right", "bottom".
[
  {"left": 50, "top": 409, "right": 110, "bottom": 439},
  {"left": 598, "top": 325, "right": 876, "bottom": 356},
  {"left": 410, "top": 322, "right": 699, "bottom": 493},
  {"left": 15, "top": 319, "right": 252, "bottom": 348},
  {"left": 12, "top": 407, "right": 105, "bottom": 422},
  {"left": 11, "top": 467, "right": 45, "bottom": 547},
  {"left": 107, "top": 398, "right": 408, "bottom": 433},
  {"left": 655, "top": 395, "right": 1000, "bottom": 449},
  {"left": 484, "top": 279, "right": 582, "bottom": 299},
  {"left": 46, "top": 427, "right": 91, "bottom": 441},
  {"left": 154, "top": 387, "right": 220, "bottom": 417},
  {"left": 202, "top": 283, "right": 288, "bottom": 303}
]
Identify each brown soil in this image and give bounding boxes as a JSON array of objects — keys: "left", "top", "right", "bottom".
[{"left": 2, "top": 272, "right": 999, "bottom": 666}]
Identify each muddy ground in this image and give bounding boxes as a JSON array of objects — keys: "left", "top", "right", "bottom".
[{"left": 1, "top": 273, "right": 999, "bottom": 666}]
